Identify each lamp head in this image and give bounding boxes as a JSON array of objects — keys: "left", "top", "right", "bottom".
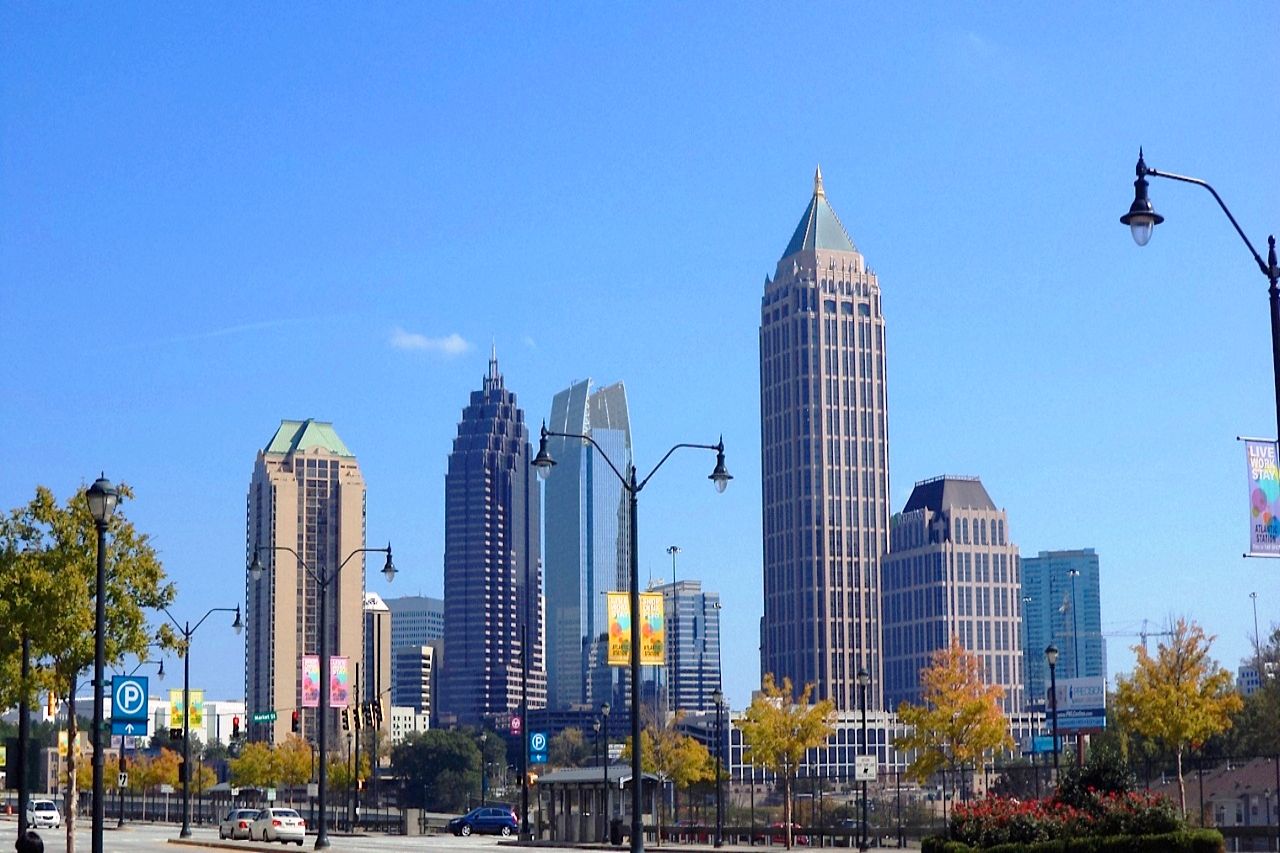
[
  {"left": 1045, "top": 644, "right": 1059, "bottom": 667},
  {"left": 382, "top": 544, "right": 397, "bottom": 583},
  {"left": 1120, "top": 148, "right": 1163, "bottom": 246},
  {"left": 86, "top": 474, "right": 119, "bottom": 525},
  {"left": 232, "top": 605, "right": 243, "bottom": 635},
  {"left": 531, "top": 423, "right": 557, "bottom": 481},
  {"left": 856, "top": 667, "right": 870, "bottom": 687},
  {"left": 158, "top": 659, "right": 166, "bottom": 681},
  {"left": 248, "top": 548, "right": 264, "bottom": 582},
  {"left": 601, "top": 701, "right": 610, "bottom": 717},
  {"left": 709, "top": 438, "right": 732, "bottom": 494},
  {"left": 593, "top": 717, "right": 601, "bottom": 733},
  {"left": 711, "top": 688, "right": 723, "bottom": 708}
]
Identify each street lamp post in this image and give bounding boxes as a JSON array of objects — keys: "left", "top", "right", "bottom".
[
  {"left": 593, "top": 716, "right": 603, "bottom": 840},
  {"left": 1067, "top": 568, "right": 1080, "bottom": 678},
  {"left": 162, "top": 604, "right": 241, "bottom": 837},
  {"left": 601, "top": 700, "right": 612, "bottom": 840},
  {"left": 713, "top": 694, "right": 726, "bottom": 846},
  {"left": 856, "top": 668, "right": 870, "bottom": 853},
  {"left": 86, "top": 474, "right": 119, "bottom": 853},
  {"left": 532, "top": 425, "right": 730, "bottom": 853},
  {"left": 1045, "top": 645, "right": 1060, "bottom": 774},
  {"left": 1120, "top": 149, "right": 1280, "bottom": 447},
  {"left": 250, "top": 543, "right": 396, "bottom": 849}
]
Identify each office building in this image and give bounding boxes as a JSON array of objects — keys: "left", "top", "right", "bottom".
[
  {"left": 439, "top": 350, "right": 547, "bottom": 726},
  {"left": 543, "top": 379, "right": 632, "bottom": 711},
  {"left": 245, "top": 419, "right": 367, "bottom": 745},
  {"left": 392, "top": 644, "right": 437, "bottom": 716},
  {"left": 649, "top": 578, "right": 722, "bottom": 714},
  {"left": 363, "top": 592, "right": 392, "bottom": 742},
  {"left": 882, "top": 476, "right": 1024, "bottom": 713},
  {"left": 1022, "top": 549, "right": 1104, "bottom": 705},
  {"left": 385, "top": 595, "right": 445, "bottom": 648},
  {"left": 759, "top": 167, "right": 890, "bottom": 711}
]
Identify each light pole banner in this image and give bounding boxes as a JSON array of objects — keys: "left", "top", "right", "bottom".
[
  {"left": 188, "top": 690, "right": 204, "bottom": 728},
  {"left": 1246, "top": 439, "right": 1280, "bottom": 555},
  {"left": 169, "top": 689, "right": 206, "bottom": 728},
  {"left": 606, "top": 592, "right": 630, "bottom": 666},
  {"left": 639, "top": 592, "right": 665, "bottom": 665},
  {"left": 300, "top": 655, "right": 320, "bottom": 708},
  {"left": 329, "top": 655, "right": 350, "bottom": 707},
  {"left": 169, "top": 689, "right": 183, "bottom": 727}
]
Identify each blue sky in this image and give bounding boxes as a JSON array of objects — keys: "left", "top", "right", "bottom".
[{"left": 2, "top": 4, "right": 1278, "bottom": 711}]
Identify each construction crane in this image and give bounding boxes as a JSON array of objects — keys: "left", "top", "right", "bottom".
[{"left": 1100, "top": 619, "right": 1174, "bottom": 652}]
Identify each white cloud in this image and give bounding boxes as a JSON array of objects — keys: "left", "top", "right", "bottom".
[
  {"left": 389, "top": 327, "right": 472, "bottom": 356},
  {"left": 522, "top": 335, "right": 537, "bottom": 349}
]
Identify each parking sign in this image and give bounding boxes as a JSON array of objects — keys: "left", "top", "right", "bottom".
[
  {"left": 530, "top": 731, "right": 548, "bottom": 764},
  {"left": 112, "top": 676, "right": 149, "bottom": 724}
]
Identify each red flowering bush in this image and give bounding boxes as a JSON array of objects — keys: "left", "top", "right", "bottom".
[{"left": 949, "top": 791, "right": 1181, "bottom": 847}]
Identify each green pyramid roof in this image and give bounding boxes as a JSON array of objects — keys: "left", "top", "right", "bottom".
[
  {"left": 781, "top": 165, "right": 858, "bottom": 259},
  {"left": 264, "top": 419, "right": 354, "bottom": 457}
]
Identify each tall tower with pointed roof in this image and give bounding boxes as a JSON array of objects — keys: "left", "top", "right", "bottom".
[
  {"left": 439, "top": 350, "right": 547, "bottom": 726},
  {"left": 245, "top": 418, "right": 368, "bottom": 745},
  {"left": 759, "top": 168, "right": 889, "bottom": 711}
]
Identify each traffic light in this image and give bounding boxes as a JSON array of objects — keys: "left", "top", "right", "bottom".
[
  {"left": 362, "top": 702, "right": 373, "bottom": 728},
  {"left": 46, "top": 691, "right": 56, "bottom": 717},
  {"left": 372, "top": 699, "right": 383, "bottom": 726},
  {"left": 169, "top": 728, "right": 183, "bottom": 741},
  {"left": 352, "top": 705, "right": 361, "bottom": 731},
  {"left": 232, "top": 716, "right": 240, "bottom": 739},
  {"left": 341, "top": 709, "right": 350, "bottom": 731},
  {"left": 291, "top": 710, "right": 300, "bottom": 733},
  {"left": 177, "top": 760, "right": 187, "bottom": 782}
]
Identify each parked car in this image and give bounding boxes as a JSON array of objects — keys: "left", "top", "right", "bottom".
[
  {"left": 753, "top": 822, "right": 809, "bottom": 845},
  {"left": 219, "top": 808, "right": 261, "bottom": 840},
  {"left": 249, "top": 807, "right": 306, "bottom": 845},
  {"left": 25, "top": 799, "right": 61, "bottom": 829},
  {"left": 447, "top": 806, "right": 519, "bottom": 837}
]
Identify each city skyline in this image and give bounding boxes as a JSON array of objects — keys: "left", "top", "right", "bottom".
[{"left": 2, "top": 5, "right": 1276, "bottom": 710}]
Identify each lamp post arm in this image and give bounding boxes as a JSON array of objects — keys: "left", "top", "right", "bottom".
[
  {"left": 635, "top": 443, "right": 722, "bottom": 493},
  {"left": 1142, "top": 164, "right": 1270, "bottom": 278},
  {"left": 257, "top": 544, "right": 322, "bottom": 585},
  {"left": 543, "top": 428, "right": 632, "bottom": 489}
]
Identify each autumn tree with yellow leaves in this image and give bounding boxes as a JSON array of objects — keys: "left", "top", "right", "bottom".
[
  {"left": 894, "top": 638, "right": 1013, "bottom": 800},
  {"left": 737, "top": 674, "right": 835, "bottom": 848},
  {"left": 1113, "top": 618, "right": 1242, "bottom": 817}
]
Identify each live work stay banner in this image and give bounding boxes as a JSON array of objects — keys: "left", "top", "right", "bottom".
[{"left": 1246, "top": 439, "right": 1280, "bottom": 556}]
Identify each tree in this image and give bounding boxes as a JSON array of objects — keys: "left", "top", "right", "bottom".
[
  {"left": 0, "top": 484, "right": 175, "bottom": 853},
  {"left": 230, "top": 741, "right": 276, "bottom": 789},
  {"left": 549, "top": 727, "right": 591, "bottom": 767},
  {"left": 737, "top": 674, "right": 835, "bottom": 848},
  {"left": 1113, "top": 618, "right": 1243, "bottom": 817},
  {"left": 391, "top": 729, "right": 481, "bottom": 812},
  {"left": 274, "top": 735, "right": 314, "bottom": 802},
  {"left": 622, "top": 714, "right": 714, "bottom": 830},
  {"left": 894, "top": 638, "right": 1013, "bottom": 800}
]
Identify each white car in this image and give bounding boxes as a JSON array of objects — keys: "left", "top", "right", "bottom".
[
  {"left": 26, "top": 799, "right": 62, "bottom": 829},
  {"left": 250, "top": 807, "right": 306, "bottom": 845},
  {"left": 219, "top": 807, "right": 261, "bottom": 840}
]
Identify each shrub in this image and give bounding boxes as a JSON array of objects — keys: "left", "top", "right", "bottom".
[
  {"left": 924, "top": 829, "right": 1222, "bottom": 853},
  {"left": 949, "top": 792, "right": 1183, "bottom": 847}
]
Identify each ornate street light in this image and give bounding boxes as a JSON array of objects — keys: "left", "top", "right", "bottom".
[
  {"left": 1045, "top": 644, "right": 1060, "bottom": 774},
  {"left": 87, "top": 474, "right": 118, "bottom": 853}
]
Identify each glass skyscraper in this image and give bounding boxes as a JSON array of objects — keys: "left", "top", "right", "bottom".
[
  {"left": 543, "top": 379, "right": 632, "bottom": 710},
  {"left": 439, "top": 350, "right": 546, "bottom": 726},
  {"left": 649, "top": 578, "right": 721, "bottom": 713},
  {"left": 759, "top": 167, "right": 890, "bottom": 711},
  {"left": 1021, "top": 548, "right": 1104, "bottom": 707}
]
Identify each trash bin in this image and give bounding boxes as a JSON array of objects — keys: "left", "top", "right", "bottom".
[{"left": 610, "top": 818, "right": 624, "bottom": 846}]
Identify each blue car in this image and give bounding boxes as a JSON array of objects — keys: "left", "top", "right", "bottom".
[{"left": 448, "top": 806, "right": 519, "bottom": 837}]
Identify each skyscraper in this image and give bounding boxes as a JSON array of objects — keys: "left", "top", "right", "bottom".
[
  {"left": 1021, "top": 548, "right": 1104, "bottom": 706},
  {"left": 759, "top": 167, "right": 890, "bottom": 711},
  {"left": 439, "top": 350, "right": 547, "bottom": 726},
  {"left": 385, "top": 595, "right": 445, "bottom": 648},
  {"left": 245, "top": 419, "right": 367, "bottom": 745},
  {"left": 363, "top": 592, "right": 392, "bottom": 729},
  {"left": 649, "top": 579, "right": 722, "bottom": 713},
  {"left": 882, "top": 476, "right": 1024, "bottom": 713},
  {"left": 543, "top": 379, "right": 632, "bottom": 710}
]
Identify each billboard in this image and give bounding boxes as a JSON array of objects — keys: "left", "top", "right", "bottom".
[
  {"left": 606, "top": 592, "right": 666, "bottom": 665},
  {"left": 1049, "top": 676, "right": 1106, "bottom": 731},
  {"left": 301, "top": 656, "right": 320, "bottom": 708},
  {"left": 1246, "top": 439, "right": 1280, "bottom": 556}
]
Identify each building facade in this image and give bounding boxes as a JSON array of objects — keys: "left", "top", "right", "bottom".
[
  {"left": 650, "top": 578, "right": 722, "bottom": 714},
  {"left": 759, "top": 167, "right": 890, "bottom": 711},
  {"left": 385, "top": 595, "right": 445, "bottom": 648},
  {"left": 543, "top": 378, "right": 632, "bottom": 711},
  {"left": 245, "top": 419, "right": 367, "bottom": 745},
  {"left": 1021, "top": 548, "right": 1104, "bottom": 707},
  {"left": 439, "top": 351, "right": 547, "bottom": 726},
  {"left": 882, "top": 476, "right": 1024, "bottom": 714},
  {"left": 363, "top": 592, "right": 392, "bottom": 742},
  {"left": 392, "top": 644, "right": 436, "bottom": 716}
]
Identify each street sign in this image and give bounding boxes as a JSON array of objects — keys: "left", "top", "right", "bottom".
[
  {"left": 854, "top": 755, "right": 876, "bottom": 782},
  {"left": 111, "top": 721, "right": 147, "bottom": 737},
  {"left": 251, "top": 711, "right": 277, "bottom": 724},
  {"left": 510, "top": 715, "right": 522, "bottom": 735},
  {"left": 530, "top": 731, "right": 548, "bottom": 764},
  {"left": 118, "top": 773, "right": 128, "bottom": 787},
  {"left": 111, "top": 676, "right": 149, "bottom": 724}
]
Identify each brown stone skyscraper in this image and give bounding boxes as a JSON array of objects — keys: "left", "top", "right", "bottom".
[{"left": 759, "top": 168, "right": 889, "bottom": 711}]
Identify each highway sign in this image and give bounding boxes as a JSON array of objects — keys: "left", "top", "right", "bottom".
[
  {"left": 251, "top": 711, "right": 277, "bottom": 723},
  {"left": 112, "top": 676, "right": 149, "bottom": 723},
  {"left": 854, "top": 755, "right": 876, "bottom": 781},
  {"left": 530, "top": 731, "right": 548, "bottom": 764},
  {"left": 111, "top": 721, "right": 147, "bottom": 737}
]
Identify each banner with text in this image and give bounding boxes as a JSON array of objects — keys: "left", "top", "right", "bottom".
[
  {"left": 168, "top": 689, "right": 205, "bottom": 729},
  {"left": 639, "top": 592, "right": 665, "bottom": 665},
  {"left": 301, "top": 655, "right": 320, "bottom": 708},
  {"left": 329, "top": 655, "right": 350, "bottom": 708},
  {"left": 606, "top": 592, "right": 630, "bottom": 666},
  {"left": 1247, "top": 439, "right": 1280, "bottom": 555}
]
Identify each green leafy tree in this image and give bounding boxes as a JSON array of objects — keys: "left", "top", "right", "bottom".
[
  {"left": 230, "top": 741, "right": 276, "bottom": 789},
  {"left": 391, "top": 729, "right": 481, "bottom": 812},
  {"left": 549, "top": 727, "right": 591, "bottom": 767},
  {"left": 737, "top": 674, "right": 835, "bottom": 848},
  {"left": 0, "top": 484, "right": 175, "bottom": 853},
  {"left": 894, "top": 638, "right": 1013, "bottom": 799},
  {"left": 1113, "top": 618, "right": 1243, "bottom": 817}
]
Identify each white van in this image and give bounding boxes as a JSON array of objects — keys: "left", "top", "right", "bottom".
[{"left": 26, "top": 799, "right": 62, "bottom": 829}]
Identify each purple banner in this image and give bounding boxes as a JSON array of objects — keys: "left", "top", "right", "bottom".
[
  {"left": 1247, "top": 440, "right": 1280, "bottom": 556},
  {"left": 301, "top": 655, "right": 320, "bottom": 708}
]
